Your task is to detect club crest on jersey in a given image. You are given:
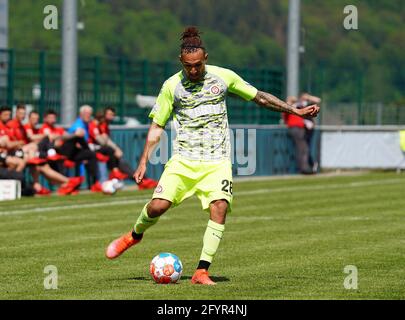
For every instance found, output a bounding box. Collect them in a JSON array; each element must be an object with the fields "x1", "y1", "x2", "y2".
[
  {"x1": 155, "y1": 185, "x2": 163, "y2": 194},
  {"x1": 210, "y1": 85, "x2": 221, "y2": 95}
]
